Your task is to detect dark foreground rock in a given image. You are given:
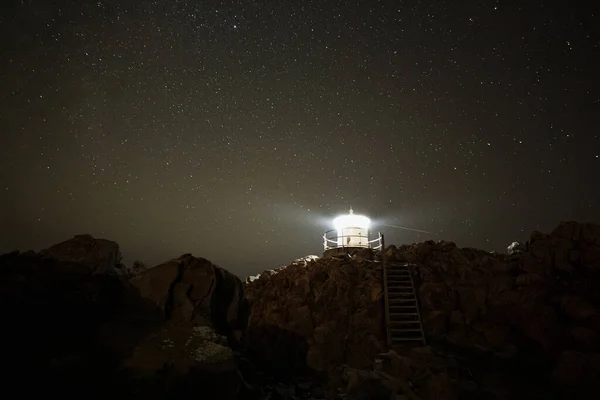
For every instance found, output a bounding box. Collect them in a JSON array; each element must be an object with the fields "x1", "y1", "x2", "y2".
[{"x1": 0, "y1": 237, "x2": 249, "y2": 399}]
